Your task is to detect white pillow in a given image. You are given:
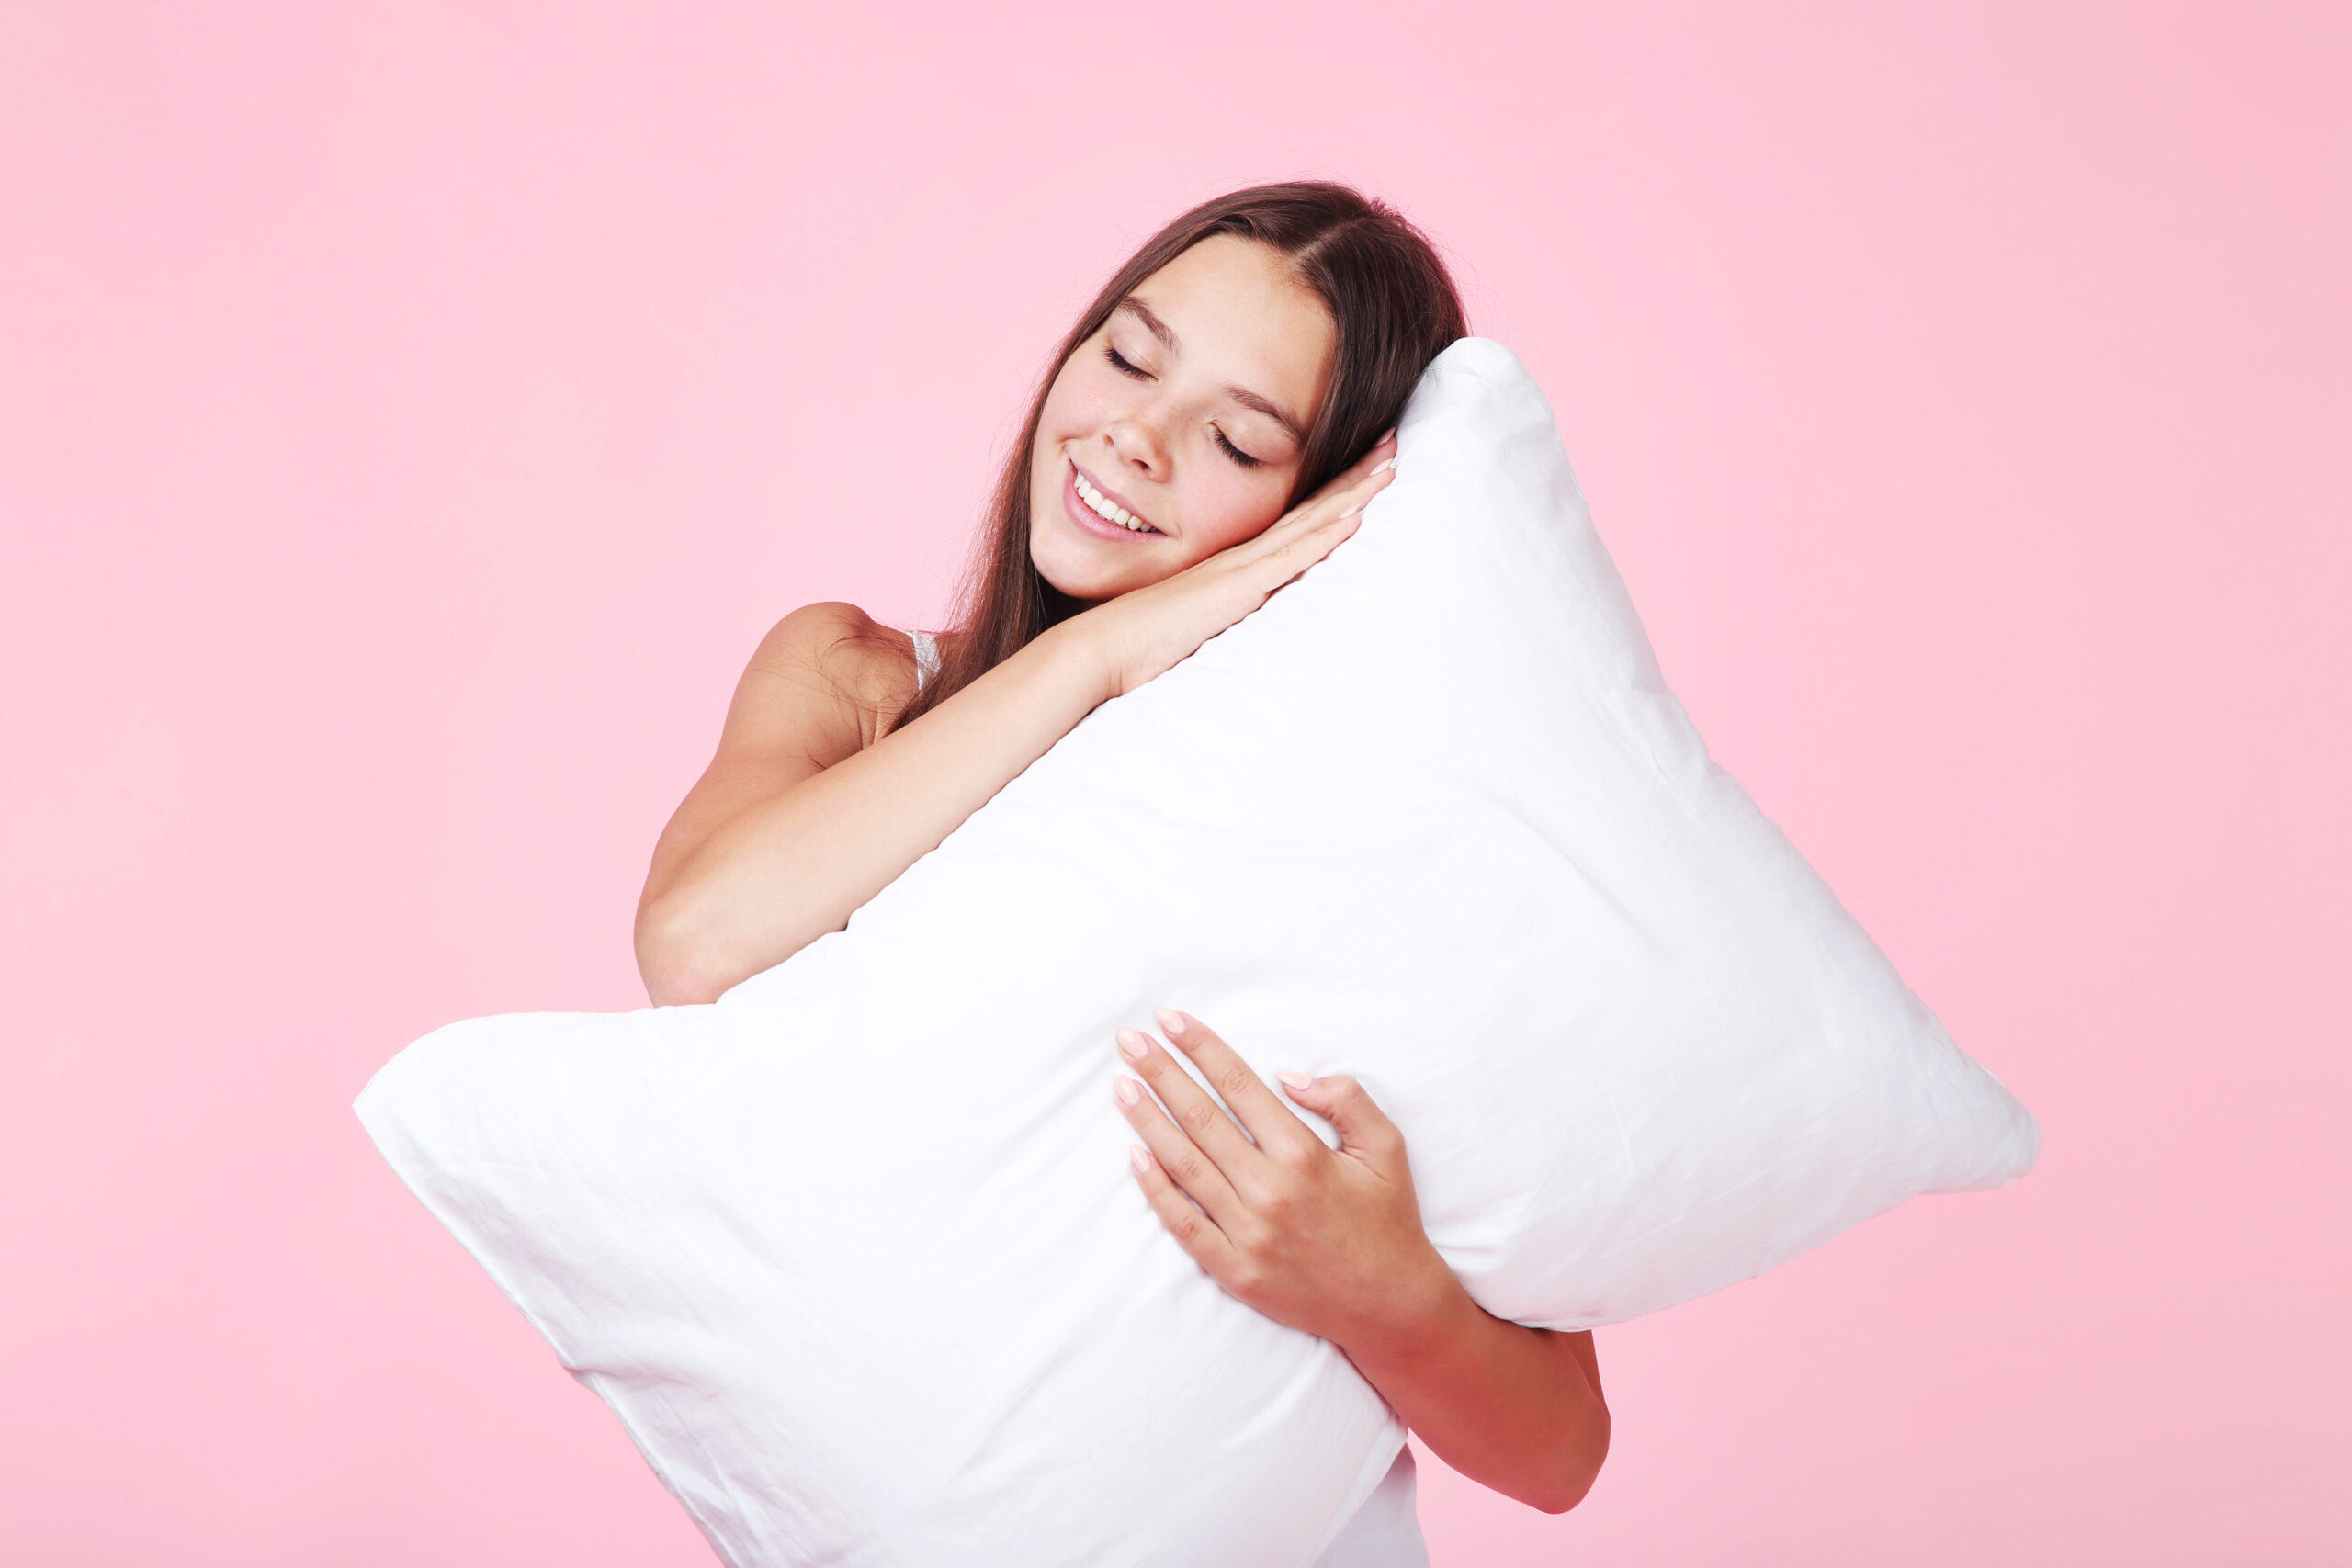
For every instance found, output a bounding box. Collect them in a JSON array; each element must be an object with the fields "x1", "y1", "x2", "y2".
[{"x1": 357, "y1": 339, "x2": 2036, "y2": 1568}]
